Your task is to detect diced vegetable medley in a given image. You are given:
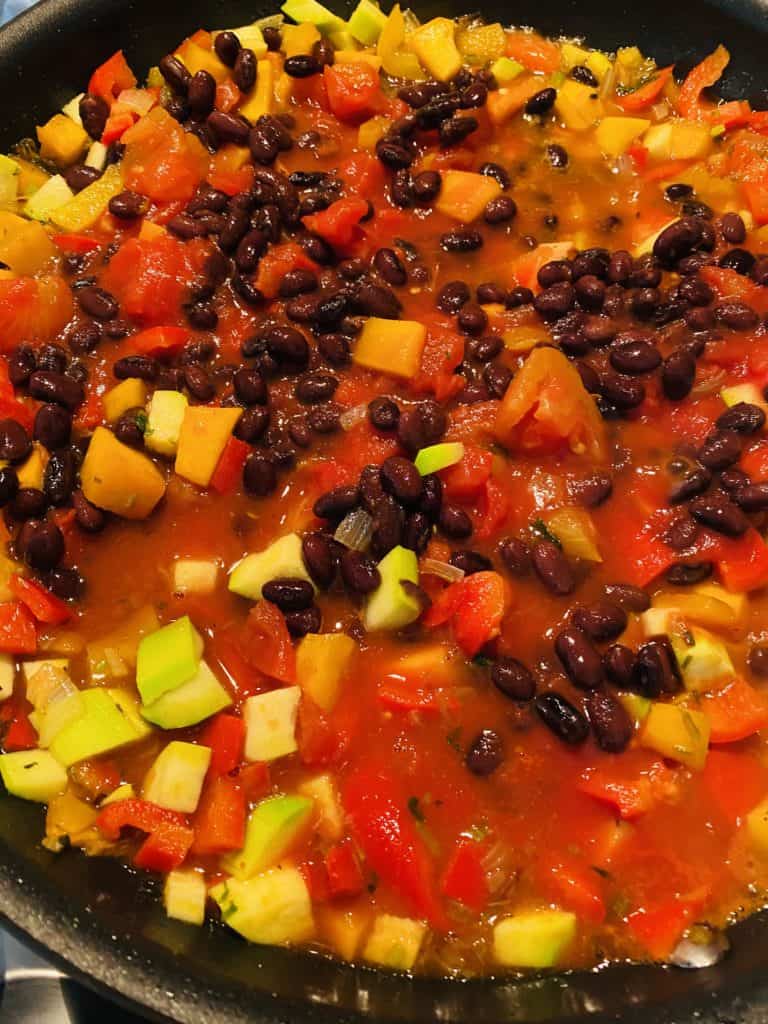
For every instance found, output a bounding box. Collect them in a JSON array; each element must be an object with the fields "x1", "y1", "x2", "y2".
[{"x1": 3, "y1": 0, "x2": 768, "y2": 976}]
